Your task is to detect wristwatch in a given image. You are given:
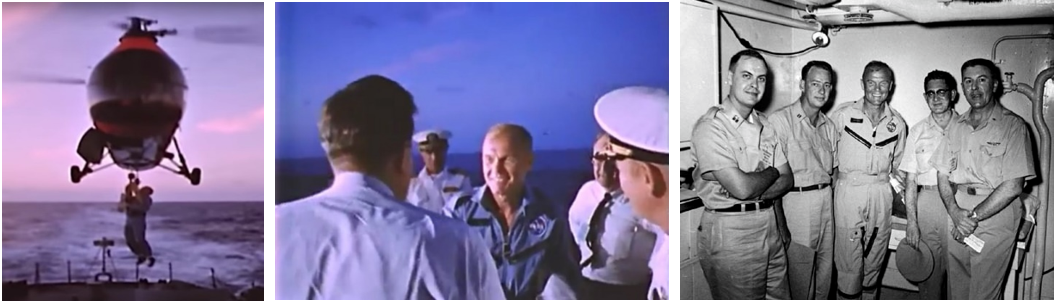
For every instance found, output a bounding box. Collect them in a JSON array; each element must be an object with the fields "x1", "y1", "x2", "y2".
[{"x1": 970, "y1": 211, "x2": 980, "y2": 220}]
